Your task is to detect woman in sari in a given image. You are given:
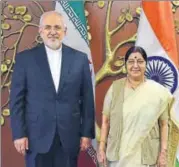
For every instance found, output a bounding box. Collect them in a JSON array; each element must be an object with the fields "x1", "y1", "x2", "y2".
[{"x1": 97, "y1": 46, "x2": 174, "y2": 167}]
